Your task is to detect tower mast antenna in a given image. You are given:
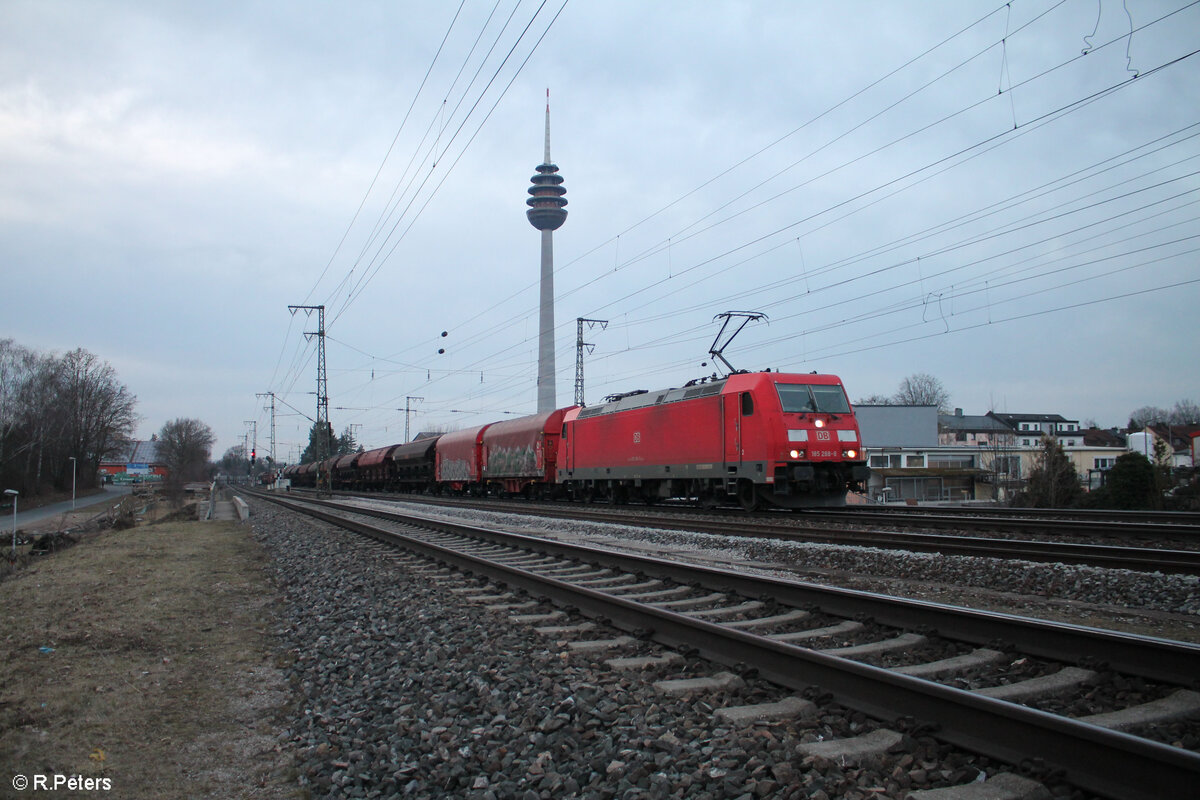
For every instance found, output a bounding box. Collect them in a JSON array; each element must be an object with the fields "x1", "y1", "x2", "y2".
[{"x1": 527, "y1": 88, "x2": 568, "y2": 412}]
